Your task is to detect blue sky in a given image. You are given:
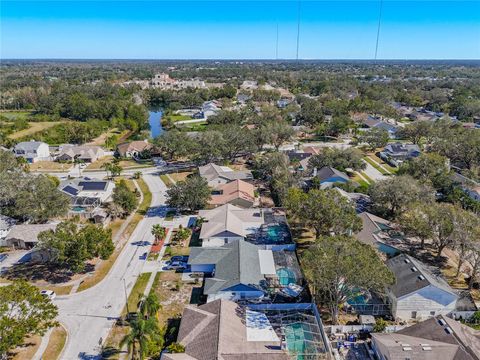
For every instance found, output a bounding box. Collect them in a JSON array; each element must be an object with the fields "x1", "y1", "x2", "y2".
[{"x1": 1, "y1": 1, "x2": 479, "y2": 59}]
